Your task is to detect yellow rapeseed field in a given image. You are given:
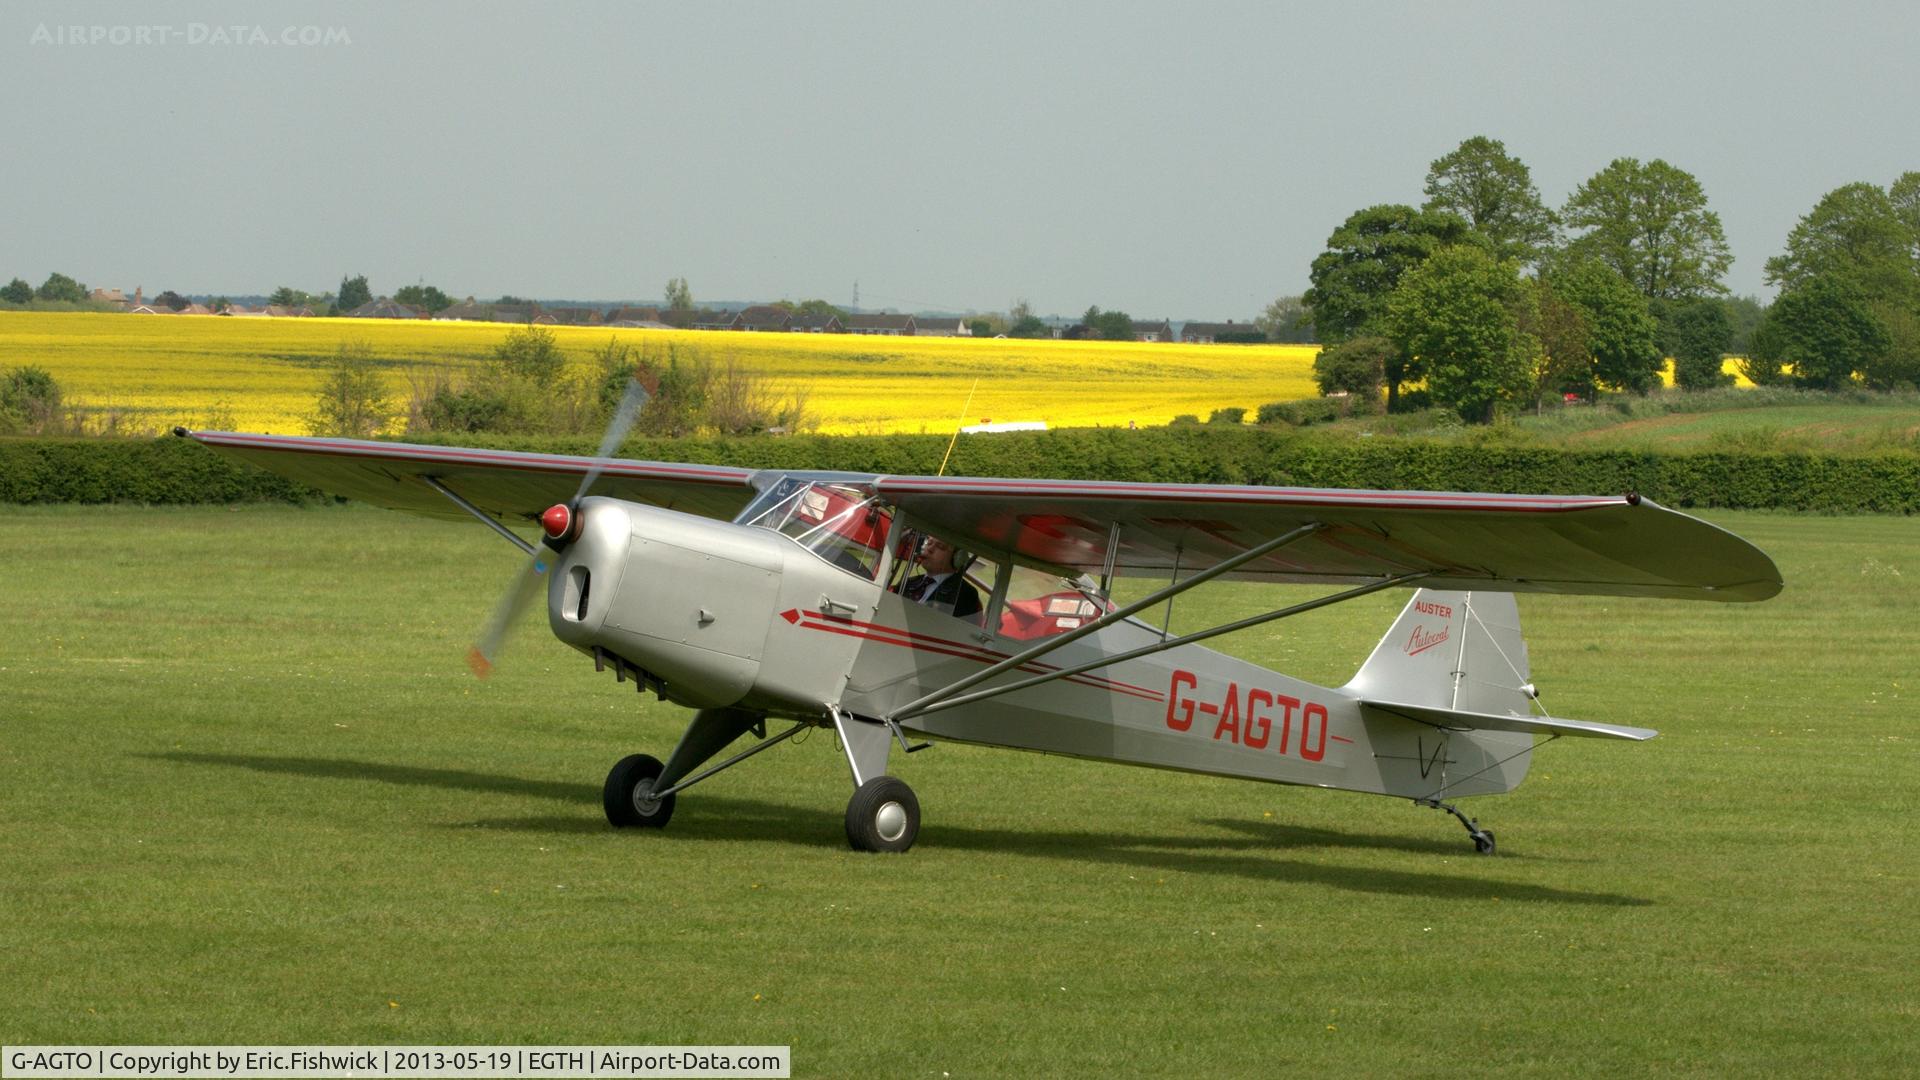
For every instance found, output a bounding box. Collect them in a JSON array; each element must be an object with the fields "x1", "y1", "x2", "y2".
[{"x1": 0, "y1": 312, "x2": 1321, "y2": 434}]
